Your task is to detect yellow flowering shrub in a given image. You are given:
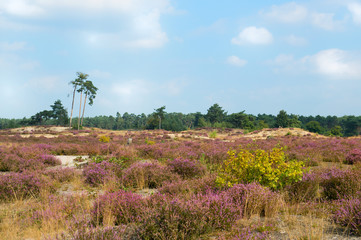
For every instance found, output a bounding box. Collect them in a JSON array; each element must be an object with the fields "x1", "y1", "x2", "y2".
[
  {"x1": 98, "y1": 135, "x2": 110, "y2": 143},
  {"x1": 216, "y1": 147, "x2": 305, "y2": 190}
]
